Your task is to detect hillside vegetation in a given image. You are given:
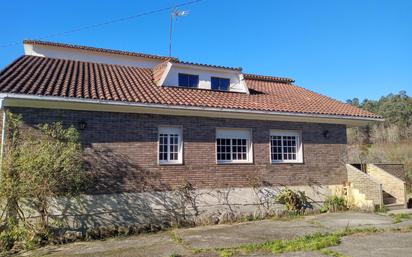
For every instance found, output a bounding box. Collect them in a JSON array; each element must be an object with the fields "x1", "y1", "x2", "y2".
[{"x1": 346, "y1": 91, "x2": 412, "y2": 189}]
